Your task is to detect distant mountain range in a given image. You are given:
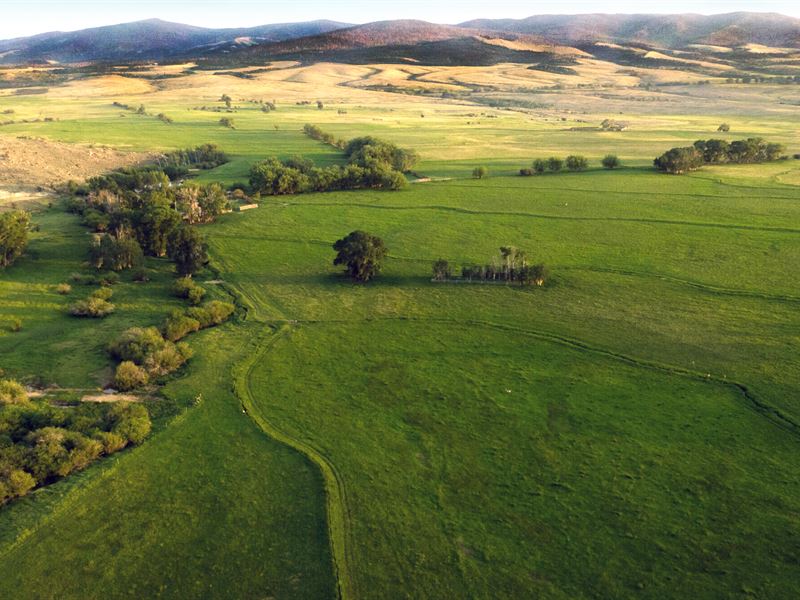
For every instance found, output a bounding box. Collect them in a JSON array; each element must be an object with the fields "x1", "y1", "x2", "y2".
[
  {"x1": 460, "y1": 13, "x2": 800, "y2": 49},
  {"x1": 0, "y1": 13, "x2": 798, "y2": 66},
  {"x1": 0, "y1": 19, "x2": 350, "y2": 64}
]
